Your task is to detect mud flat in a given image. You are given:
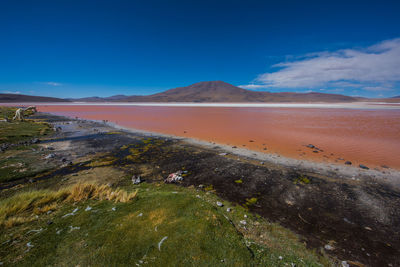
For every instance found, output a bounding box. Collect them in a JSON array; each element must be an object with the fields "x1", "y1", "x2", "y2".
[{"x1": 2, "y1": 112, "x2": 400, "y2": 267}]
